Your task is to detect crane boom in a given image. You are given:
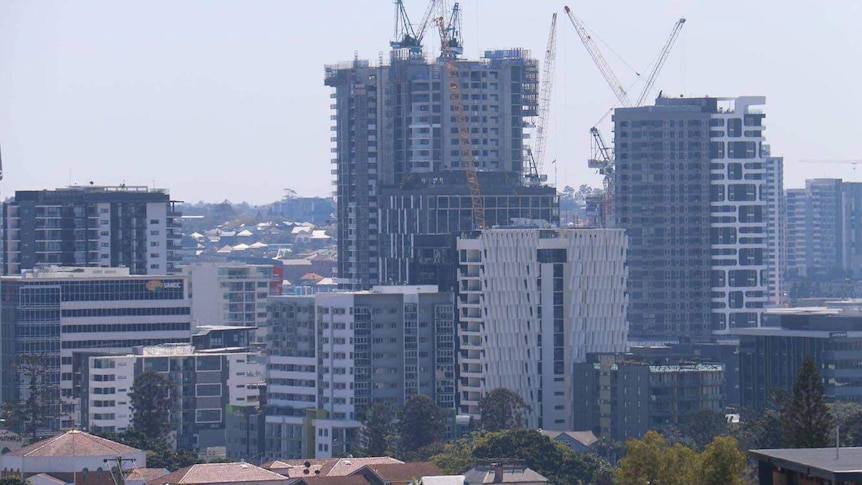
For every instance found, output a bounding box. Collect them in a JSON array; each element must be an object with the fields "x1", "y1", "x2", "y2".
[
  {"x1": 413, "y1": 0, "x2": 438, "y2": 48},
  {"x1": 635, "y1": 17, "x2": 686, "y2": 107},
  {"x1": 563, "y1": 5, "x2": 630, "y2": 107},
  {"x1": 391, "y1": 0, "x2": 419, "y2": 51},
  {"x1": 533, "y1": 12, "x2": 558, "y2": 177},
  {"x1": 436, "y1": 16, "x2": 486, "y2": 229}
]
